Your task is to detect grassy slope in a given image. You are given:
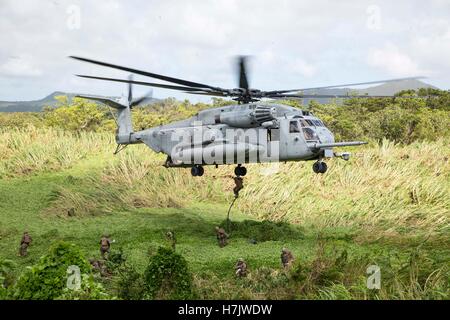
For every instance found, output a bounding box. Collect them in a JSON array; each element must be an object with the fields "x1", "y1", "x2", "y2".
[{"x1": 0, "y1": 128, "x2": 448, "y2": 299}]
